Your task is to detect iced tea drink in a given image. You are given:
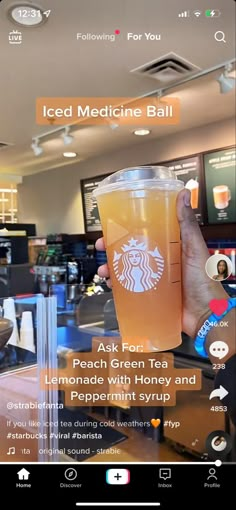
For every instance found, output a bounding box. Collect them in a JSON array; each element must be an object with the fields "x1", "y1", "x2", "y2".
[
  {"x1": 213, "y1": 185, "x2": 231, "y2": 209},
  {"x1": 94, "y1": 167, "x2": 184, "y2": 351}
]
